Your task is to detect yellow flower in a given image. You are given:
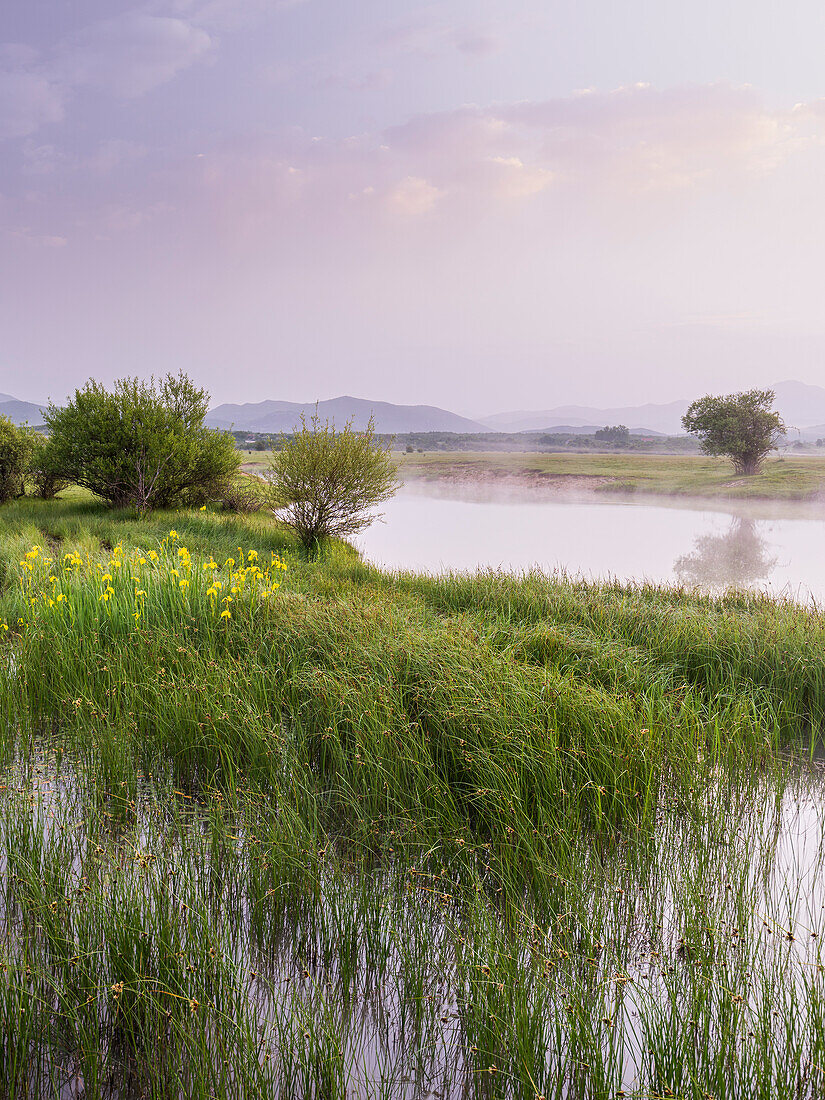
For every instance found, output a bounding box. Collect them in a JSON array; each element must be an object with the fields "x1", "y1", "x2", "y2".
[
  {"x1": 179, "y1": 579, "x2": 189, "y2": 589},
  {"x1": 148, "y1": 550, "x2": 158, "y2": 561},
  {"x1": 199, "y1": 505, "x2": 207, "y2": 511},
  {"x1": 169, "y1": 530, "x2": 178, "y2": 540},
  {"x1": 56, "y1": 593, "x2": 65, "y2": 603},
  {"x1": 247, "y1": 549, "x2": 258, "y2": 562},
  {"x1": 220, "y1": 609, "x2": 231, "y2": 619}
]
